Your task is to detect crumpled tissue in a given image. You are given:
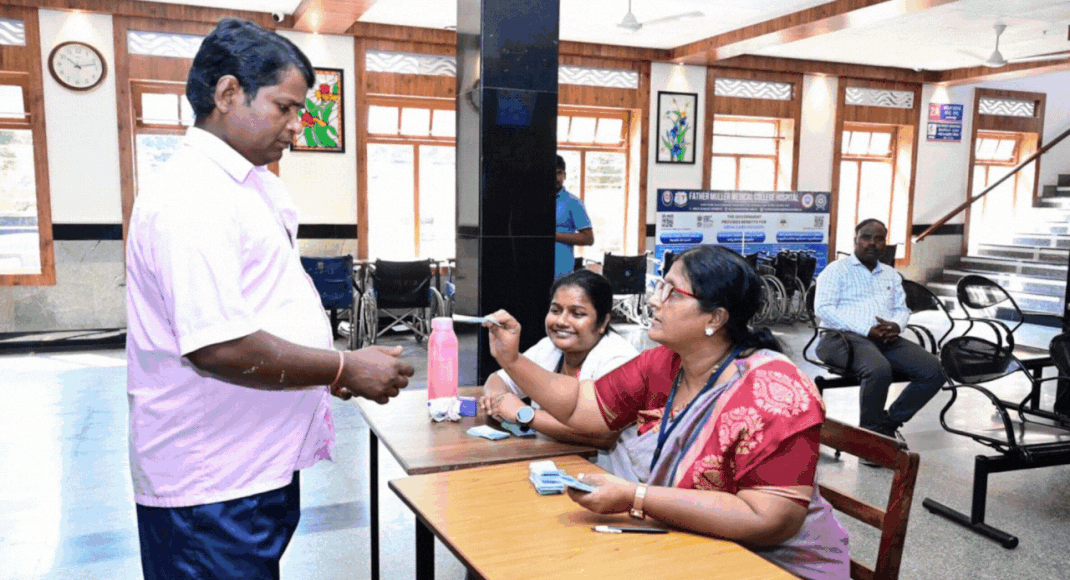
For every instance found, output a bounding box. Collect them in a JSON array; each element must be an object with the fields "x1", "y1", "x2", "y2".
[{"x1": 427, "y1": 396, "x2": 461, "y2": 422}]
